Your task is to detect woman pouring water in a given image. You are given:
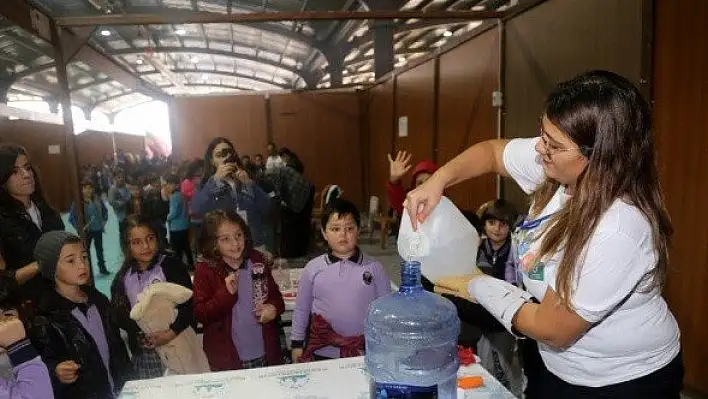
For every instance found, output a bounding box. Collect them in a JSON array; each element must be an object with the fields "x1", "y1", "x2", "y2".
[{"x1": 404, "y1": 71, "x2": 682, "y2": 398}]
